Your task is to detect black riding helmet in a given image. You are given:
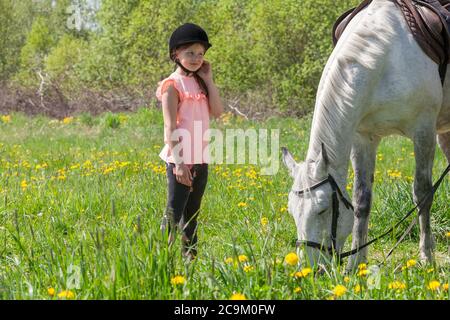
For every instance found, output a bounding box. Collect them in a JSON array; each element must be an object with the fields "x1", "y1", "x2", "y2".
[
  {"x1": 169, "y1": 23, "x2": 212, "y2": 93},
  {"x1": 169, "y1": 23, "x2": 212, "y2": 61}
]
